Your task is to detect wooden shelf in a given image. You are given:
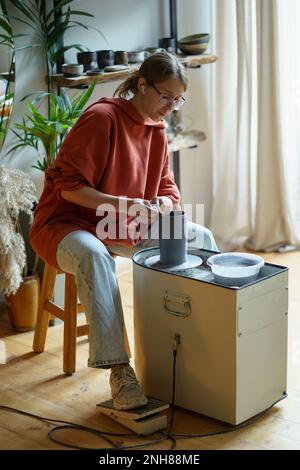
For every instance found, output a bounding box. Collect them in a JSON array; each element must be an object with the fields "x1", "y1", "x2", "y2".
[
  {"x1": 168, "y1": 130, "x2": 206, "y2": 152},
  {"x1": 51, "y1": 65, "x2": 139, "y2": 88},
  {"x1": 50, "y1": 54, "x2": 218, "y2": 88},
  {"x1": 178, "y1": 53, "x2": 218, "y2": 67}
]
